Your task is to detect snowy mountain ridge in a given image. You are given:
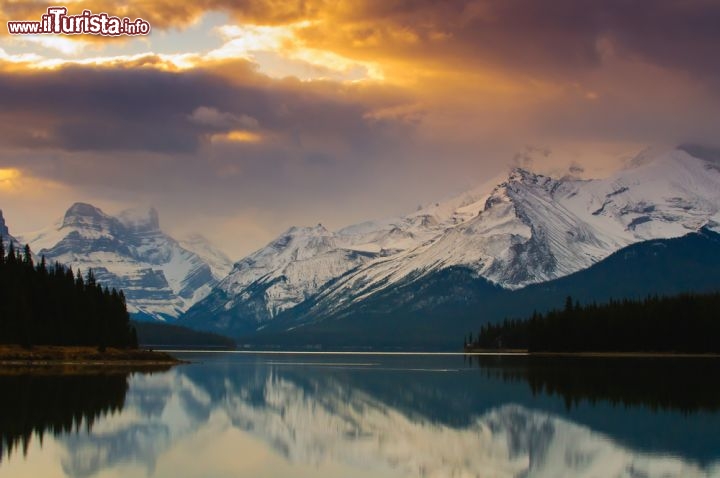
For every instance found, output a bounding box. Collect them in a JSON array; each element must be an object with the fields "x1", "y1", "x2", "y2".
[
  {"x1": 18, "y1": 203, "x2": 233, "y2": 320},
  {"x1": 305, "y1": 148, "x2": 720, "y2": 317},
  {"x1": 185, "y1": 147, "x2": 720, "y2": 332}
]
